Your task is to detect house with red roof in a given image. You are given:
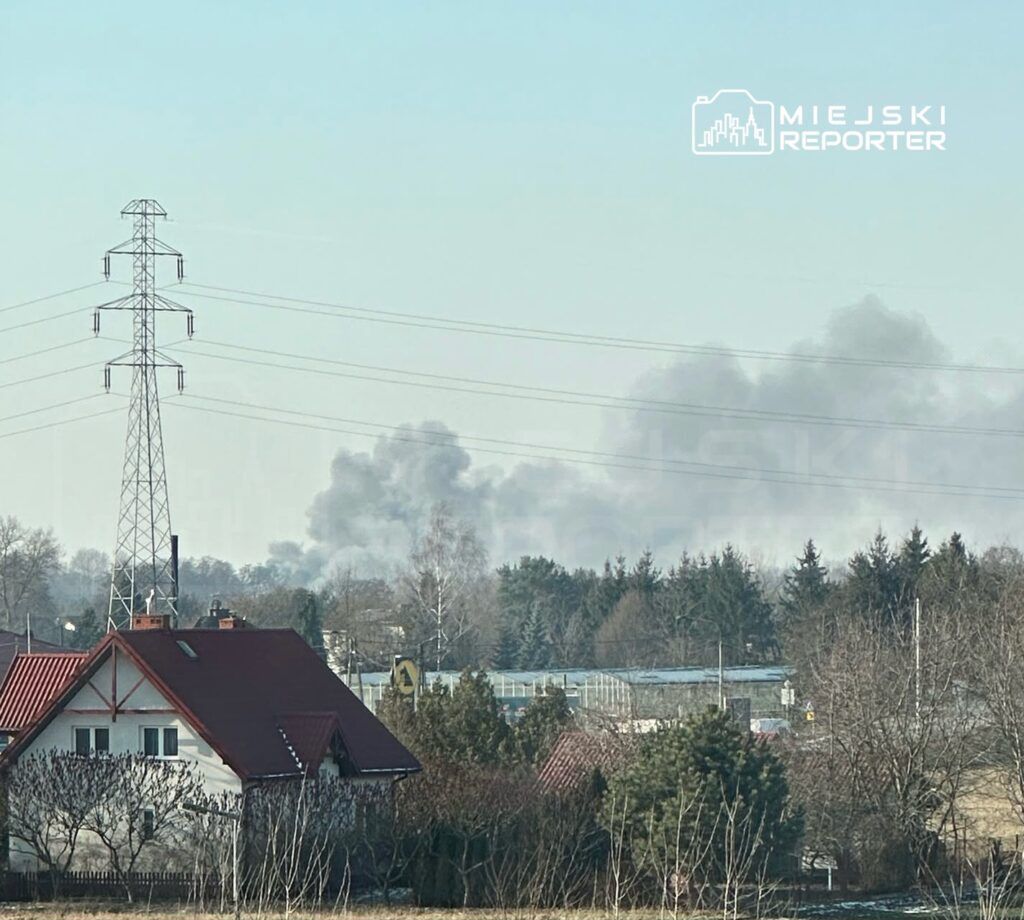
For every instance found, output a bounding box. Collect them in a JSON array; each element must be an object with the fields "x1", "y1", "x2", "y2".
[{"x1": 0, "y1": 616, "x2": 419, "y2": 870}]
